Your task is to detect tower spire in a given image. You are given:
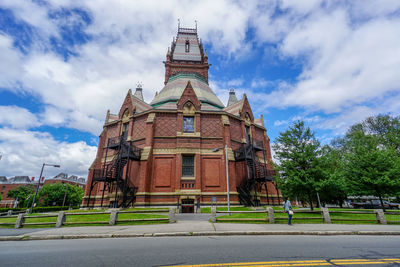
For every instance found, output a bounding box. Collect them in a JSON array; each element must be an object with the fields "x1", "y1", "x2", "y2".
[
  {"x1": 134, "y1": 82, "x2": 144, "y2": 101},
  {"x1": 227, "y1": 89, "x2": 239, "y2": 106}
]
